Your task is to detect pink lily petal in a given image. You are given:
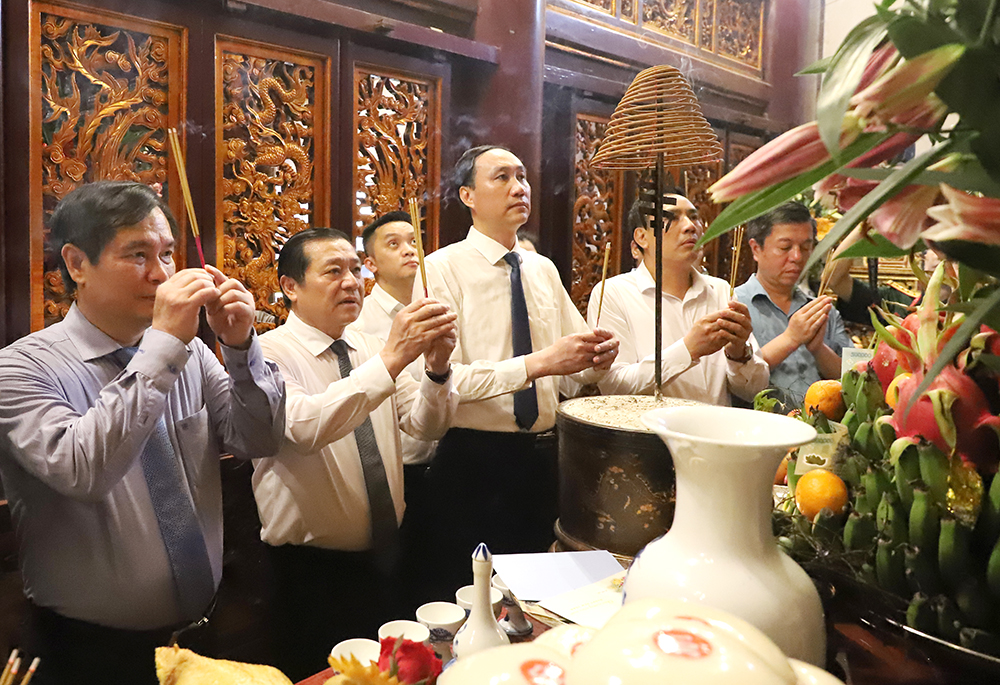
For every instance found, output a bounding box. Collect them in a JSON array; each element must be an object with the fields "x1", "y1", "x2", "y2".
[
  {"x1": 870, "y1": 185, "x2": 941, "y2": 248},
  {"x1": 923, "y1": 185, "x2": 1000, "y2": 244},
  {"x1": 850, "y1": 44, "x2": 965, "y2": 122},
  {"x1": 856, "y1": 42, "x2": 901, "y2": 93}
]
